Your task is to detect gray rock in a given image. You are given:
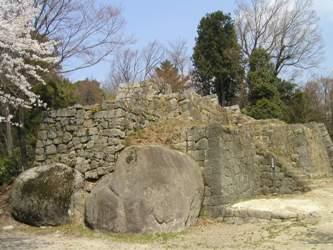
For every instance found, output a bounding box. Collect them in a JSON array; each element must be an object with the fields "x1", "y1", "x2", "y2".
[
  {"x1": 53, "y1": 137, "x2": 62, "y2": 145},
  {"x1": 85, "y1": 145, "x2": 204, "y2": 233},
  {"x1": 10, "y1": 164, "x2": 84, "y2": 226},
  {"x1": 46, "y1": 145, "x2": 57, "y2": 155},
  {"x1": 38, "y1": 131, "x2": 48, "y2": 140},
  {"x1": 57, "y1": 144, "x2": 67, "y2": 154},
  {"x1": 63, "y1": 132, "x2": 73, "y2": 144},
  {"x1": 102, "y1": 129, "x2": 125, "y2": 138},
  {"x1": 35, "y1": 154, "x2": 46, "y2": 162},
  {"x1": 35, "y1": 140, "x2": 44, "y2": 149},
  {"x1": 85, "y1": 169, "x2": 99, "y2": 180},
  {"x1": 80, "y1": 136, "x2": 89, "y2": 143},
  {"x1": 35, "y1": 147, "x2": 44, "y2": 155},
  {"x1": 75, "y1": 157, "x2": 91, "y2": 174},
  {"x1": 88, "y1": 127, "x2": 98, "y2": 136},
  {"x1": 48, "y1": 130, "x2": 57, "y2": 139}
]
